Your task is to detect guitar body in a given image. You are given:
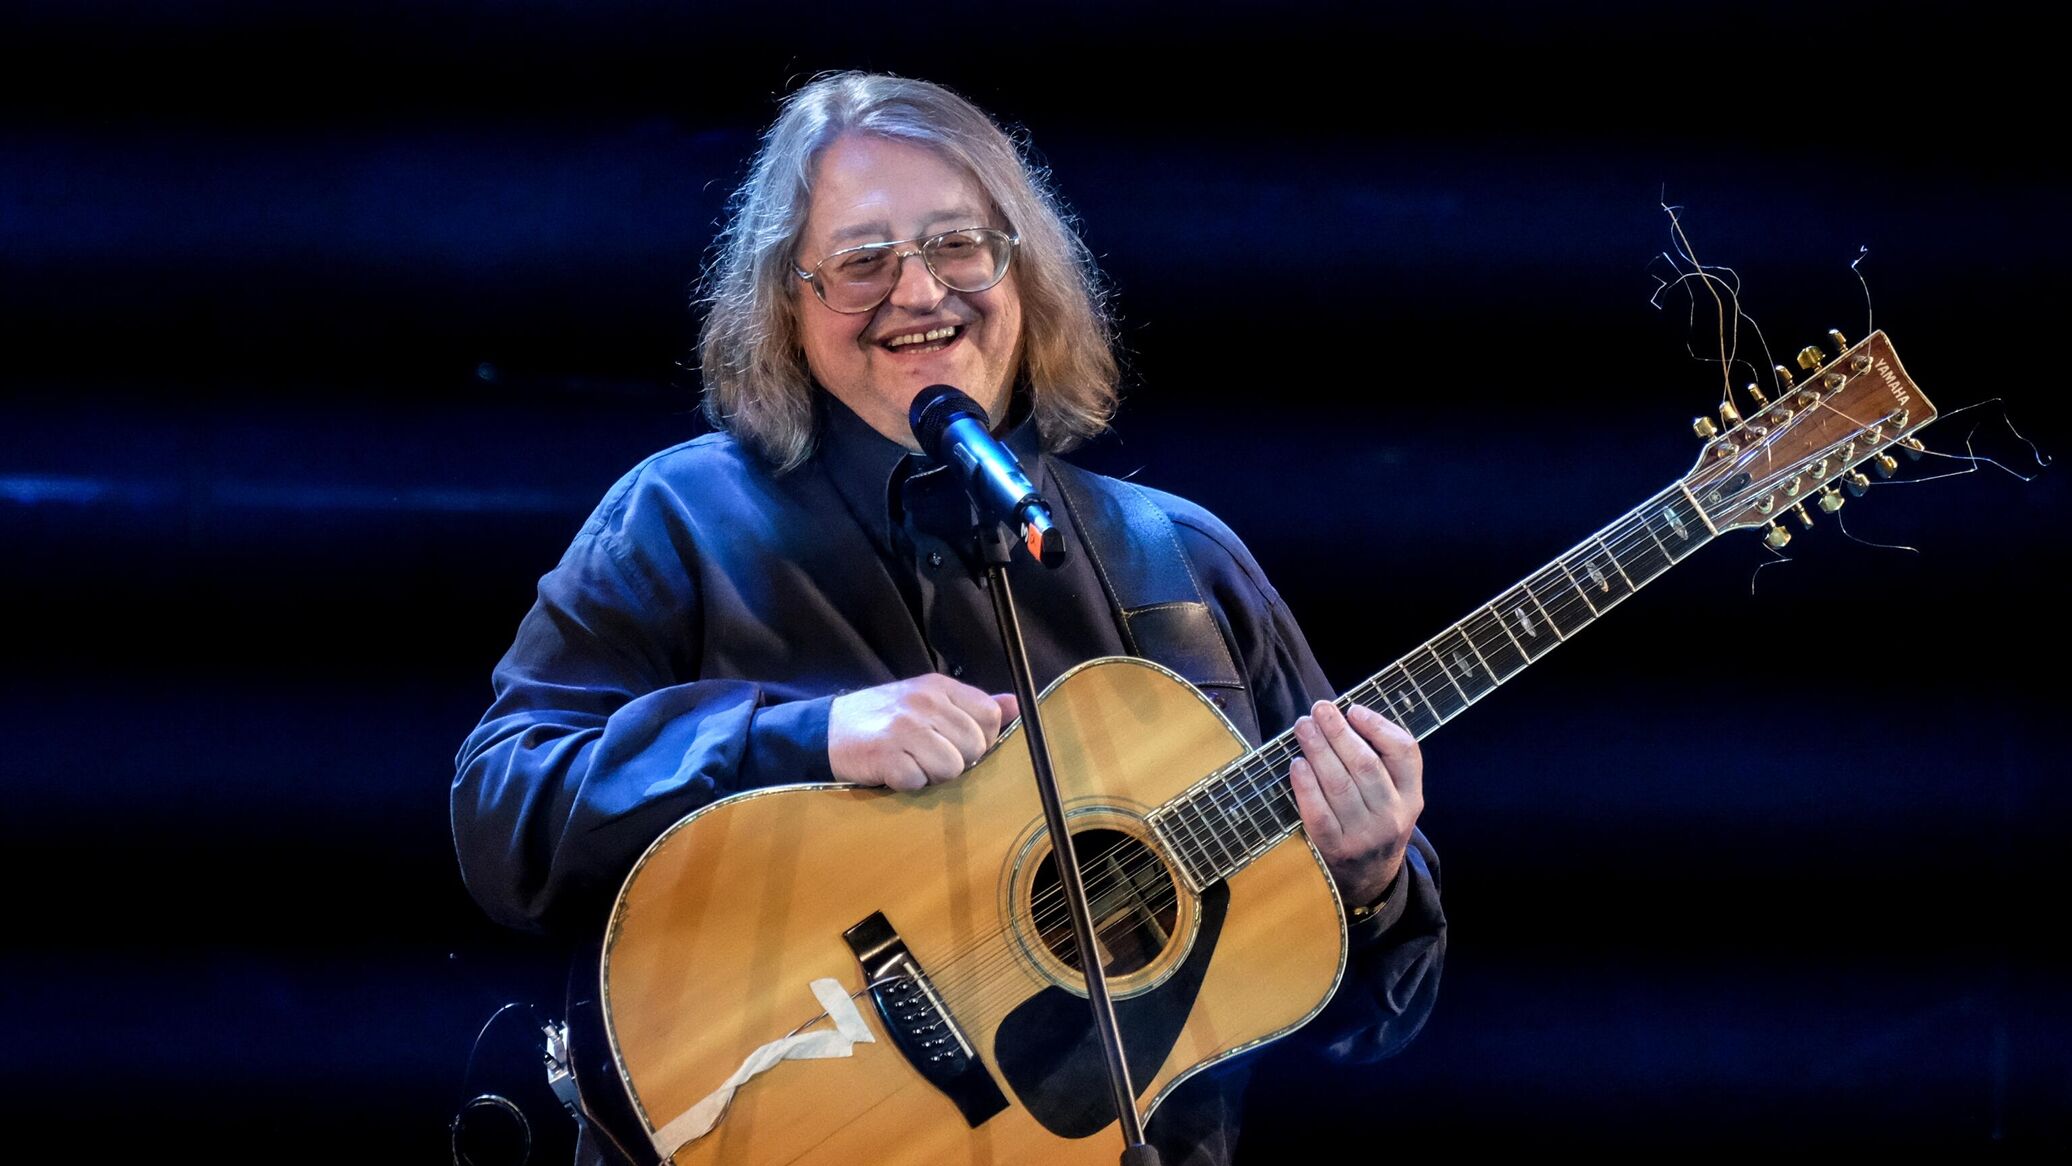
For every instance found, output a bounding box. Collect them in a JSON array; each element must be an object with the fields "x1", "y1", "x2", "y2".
[{"x1": 596, "y1": 657, "x2": 1348, "y2": 1165}]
